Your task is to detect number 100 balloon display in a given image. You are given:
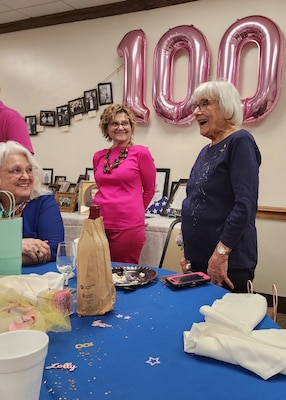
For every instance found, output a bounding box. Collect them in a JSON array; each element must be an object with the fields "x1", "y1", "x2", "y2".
[{"x1": 117, "y1": 15, "x2": 283, "y2": 125}]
